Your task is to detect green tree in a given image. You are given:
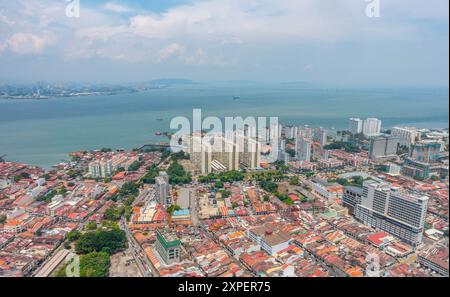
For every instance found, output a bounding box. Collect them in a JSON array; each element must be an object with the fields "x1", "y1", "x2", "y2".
[
  {"x1": 85, "y1": 221, "x2": 97, "y2": 231},
  {"x1": 0, "y1": 215, "x2": 6, "y2": 224},
  {"x1": 75, "y1": 229, "x2": 127, "y2": 255},
  {"x1": 67, "y1": 230, "x2": 81, "y2": 242},
  {"x1": 289, "y1": 176, "x2": 300, "y2": 186},
  {"x1": 79, "y1": 252, "x2": 111, "y2": 277},
  {"x1": 430, "y1": 175, "x2": 440, "y2": 181}
]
